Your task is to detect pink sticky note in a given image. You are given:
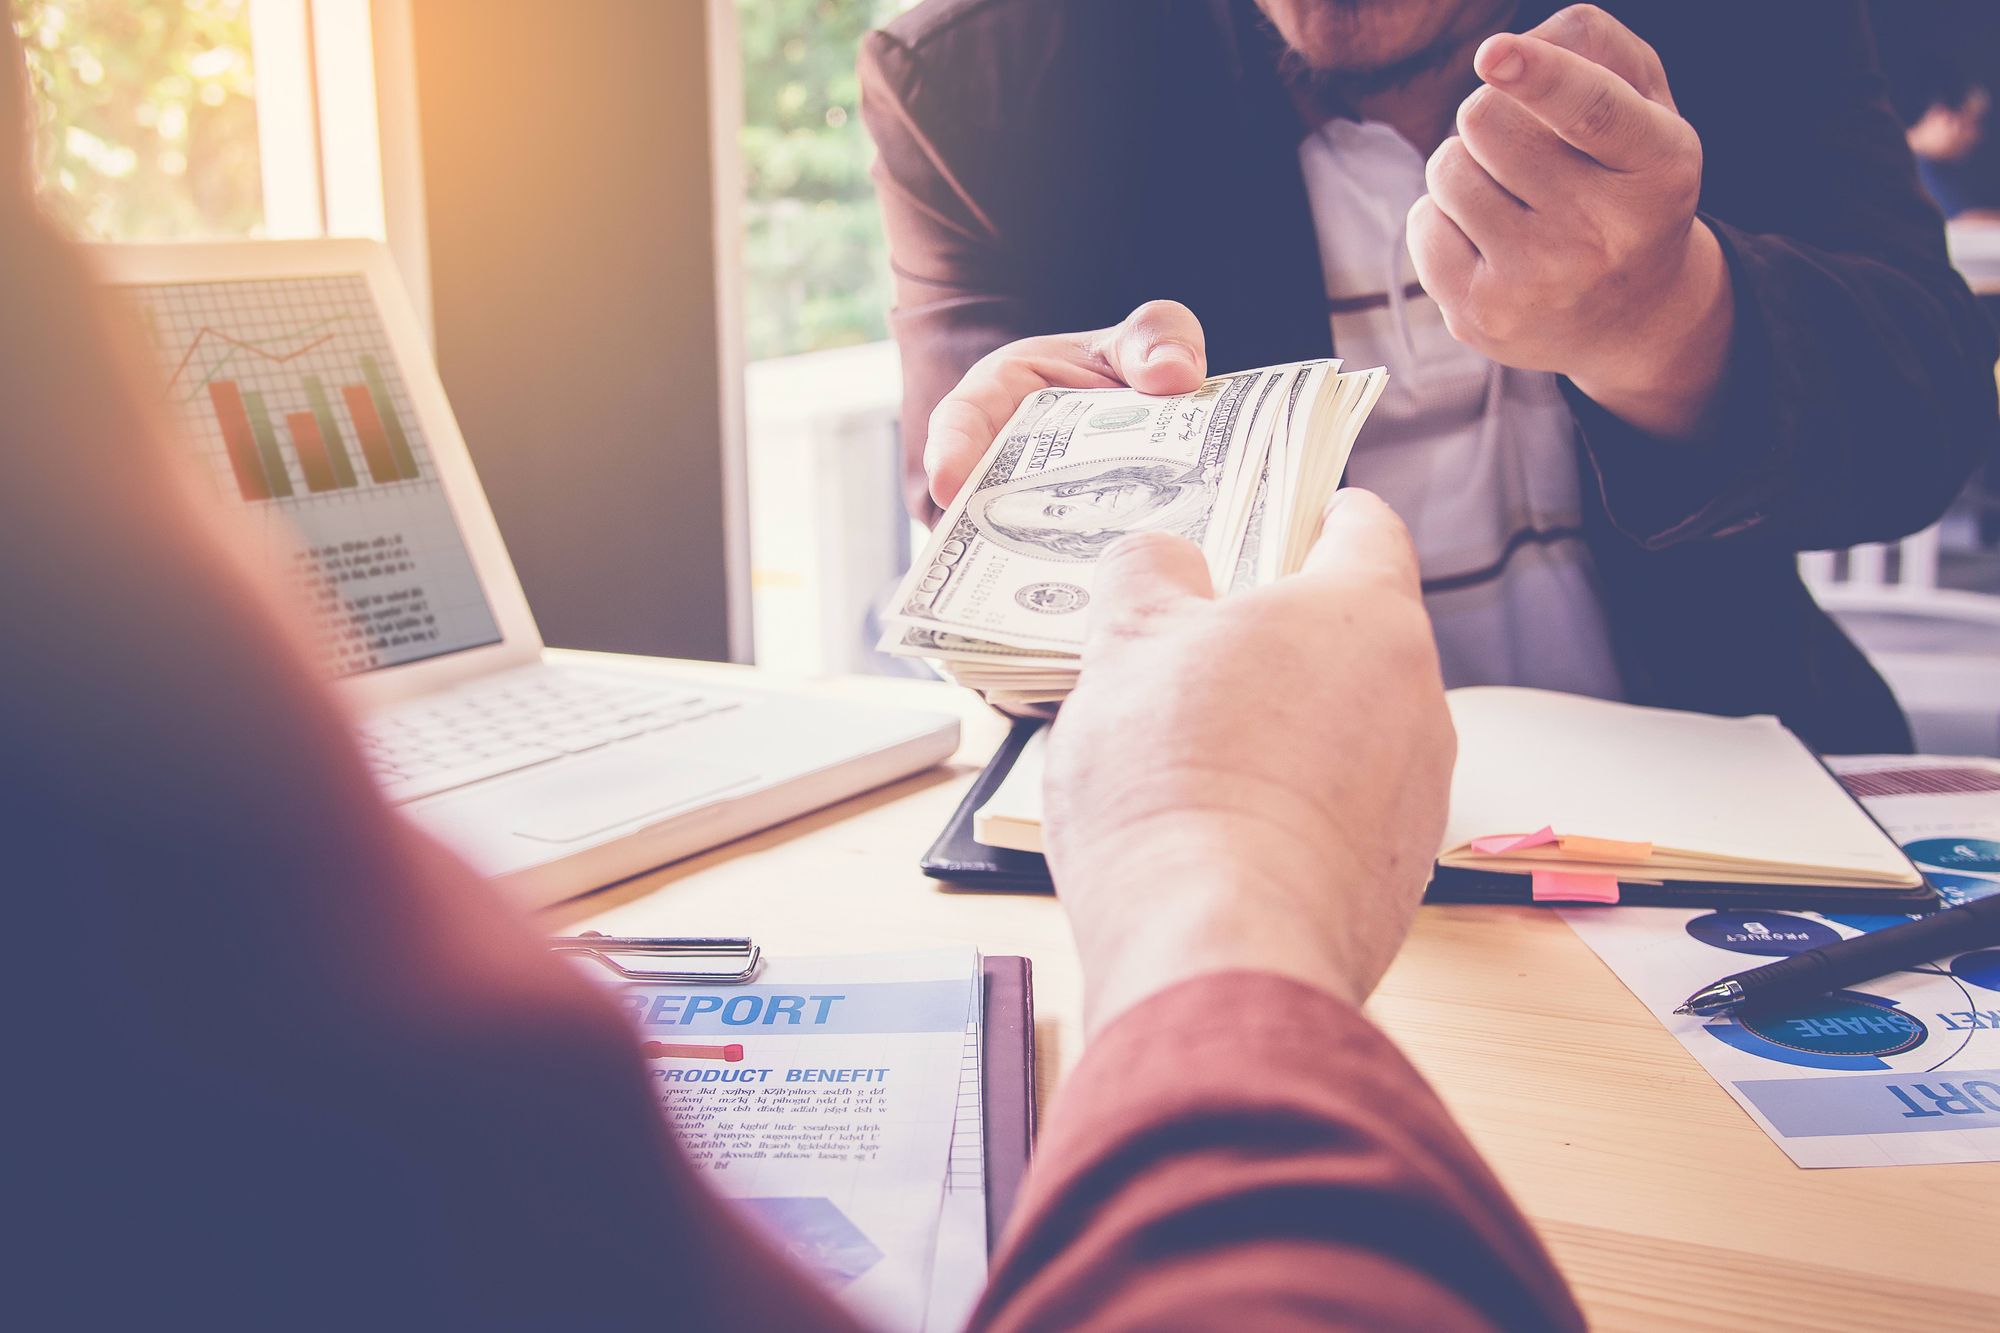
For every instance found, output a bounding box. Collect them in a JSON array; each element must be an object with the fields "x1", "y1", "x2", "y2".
[
  {"x1": 1531, "y1": 870, "x2": 1621, "y2": 904},
  {"x1": 1471, "y1": 825, "x2": 1558, "y2": 856}
]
